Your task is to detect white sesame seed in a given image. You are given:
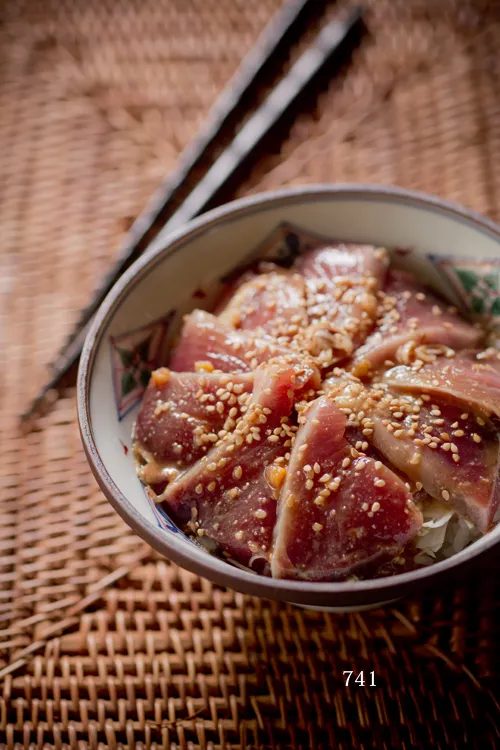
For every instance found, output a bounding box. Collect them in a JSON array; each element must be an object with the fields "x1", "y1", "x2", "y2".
[
  {"x1": 442, "y1": 489, "x2": 450, "y2": 501},
  {"x1": 312, "y1": 522, "x2": 323, "y2": 532}
]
